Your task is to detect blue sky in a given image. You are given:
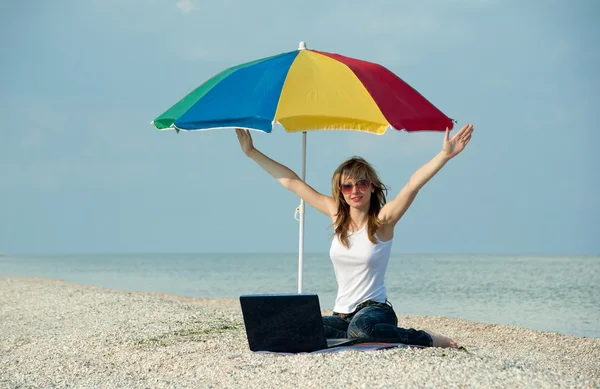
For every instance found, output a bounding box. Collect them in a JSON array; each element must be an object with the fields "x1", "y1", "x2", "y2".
[{"x1": 1, "y1": 0, "x2": 598, "y2": 255}]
